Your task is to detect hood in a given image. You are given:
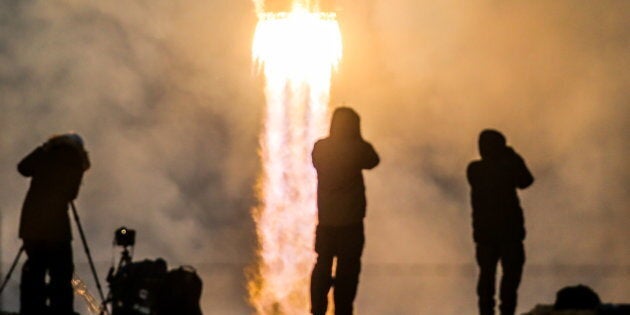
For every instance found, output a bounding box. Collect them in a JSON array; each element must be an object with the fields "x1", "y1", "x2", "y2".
[
  {"x1": 329, "y1": 107, "x2": 361, "y2": 140},
  {"x1": 45, "y1": 133, "x2": 90, "y2": 170},
  {"x1": 47, "y1": 133, "x2": 84, "y2": 149},
  {"x1": 478, "y1": 129, "x2": 506, "y2": 160}
]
